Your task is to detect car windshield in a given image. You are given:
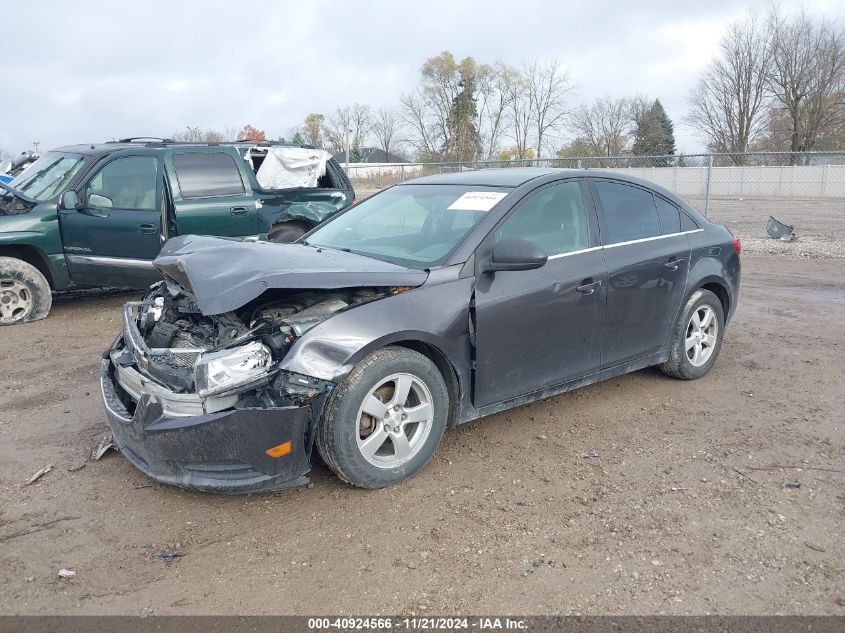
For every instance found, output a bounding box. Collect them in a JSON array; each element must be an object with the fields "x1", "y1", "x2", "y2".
[
  {"x1": 9, "y1": 152, "x2": 86, "y2": 202},
  {"x1": 305, "y1": 184, "x2": 511, "y2": 268}
]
